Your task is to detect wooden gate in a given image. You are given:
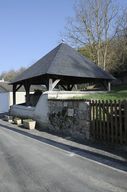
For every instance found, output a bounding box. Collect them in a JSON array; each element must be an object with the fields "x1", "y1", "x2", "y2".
[{"x1": 90, "y1": 100, "x2": 127, "y2": 144}]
